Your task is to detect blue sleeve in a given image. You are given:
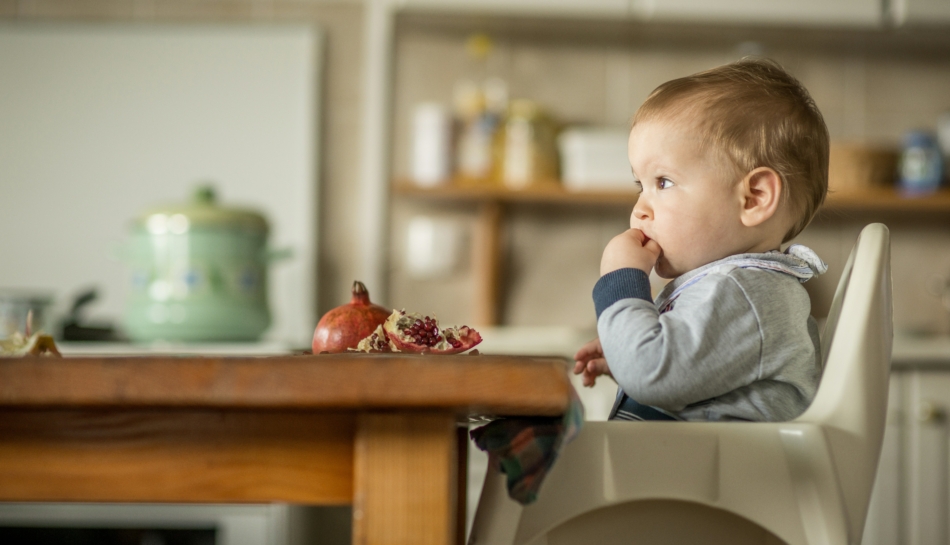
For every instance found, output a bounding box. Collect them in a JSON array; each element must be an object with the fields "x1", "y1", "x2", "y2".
[
  {"x1": 593, "y1": 268, "x2": 653, "y2": 318},
  {"x1": 597, "y1": 273, "x2": 764, "y2": 412}
]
